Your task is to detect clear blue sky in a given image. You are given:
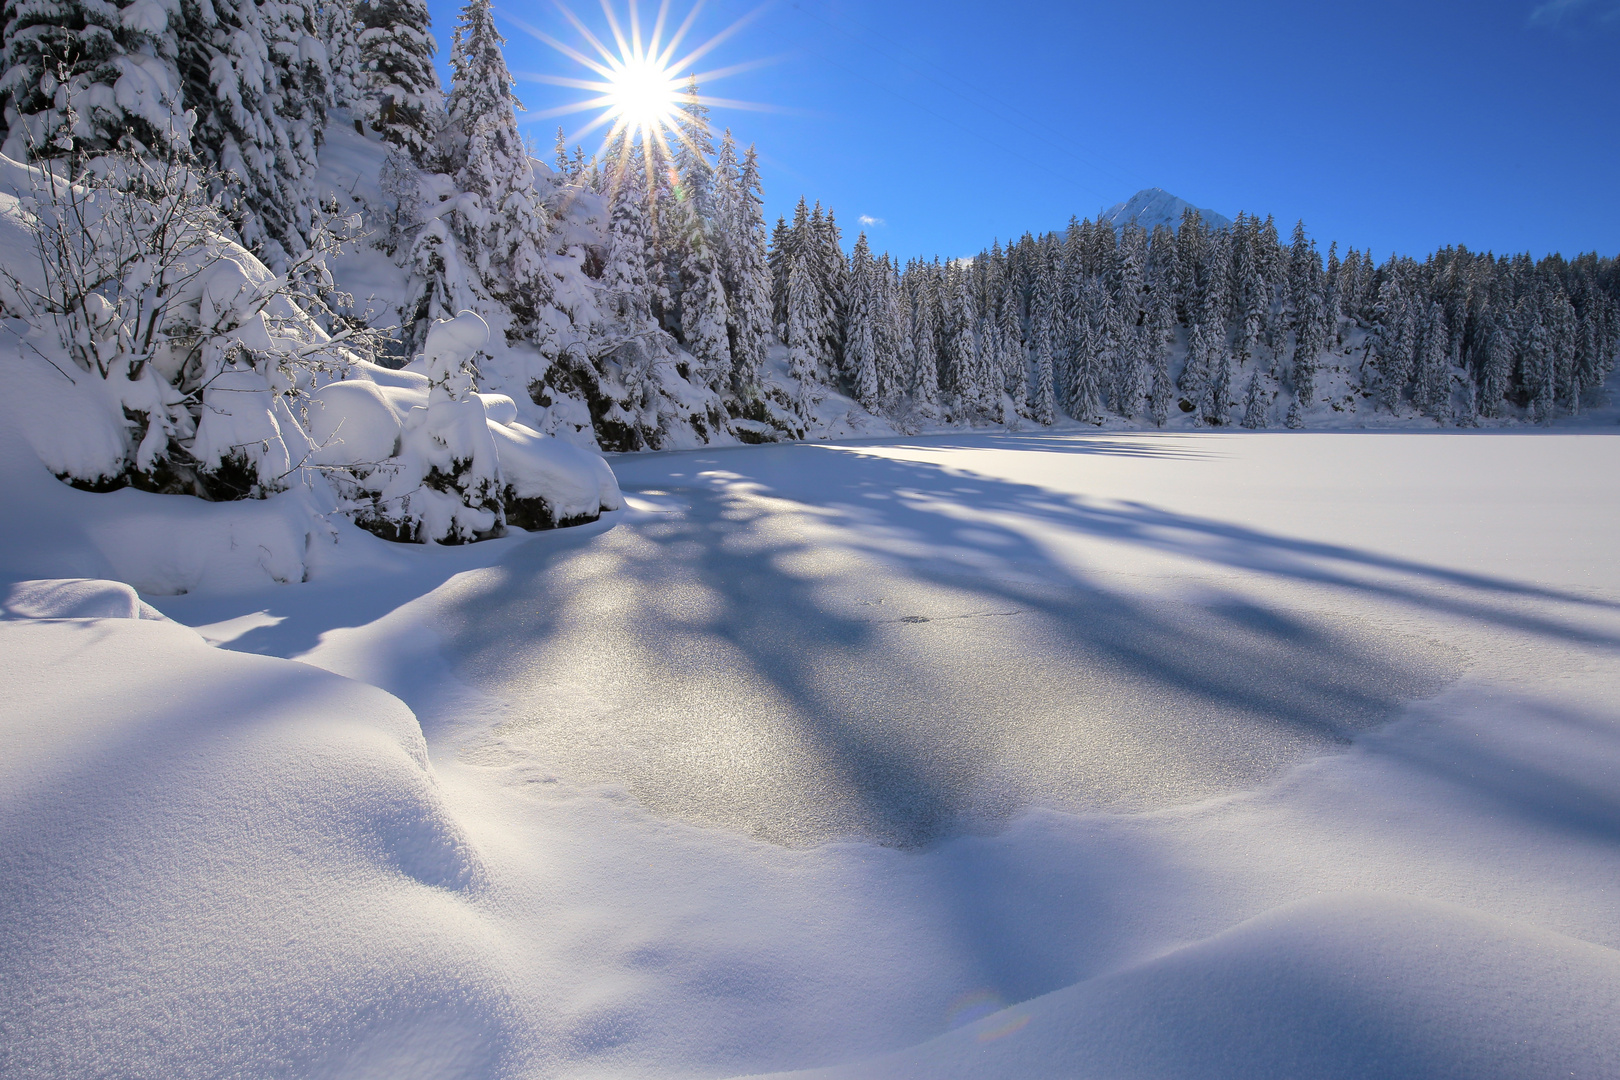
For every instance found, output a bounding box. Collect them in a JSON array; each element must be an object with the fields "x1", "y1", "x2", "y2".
[{"x1": 425, "y1": 0, "x2": 1620, "y2": 262}]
